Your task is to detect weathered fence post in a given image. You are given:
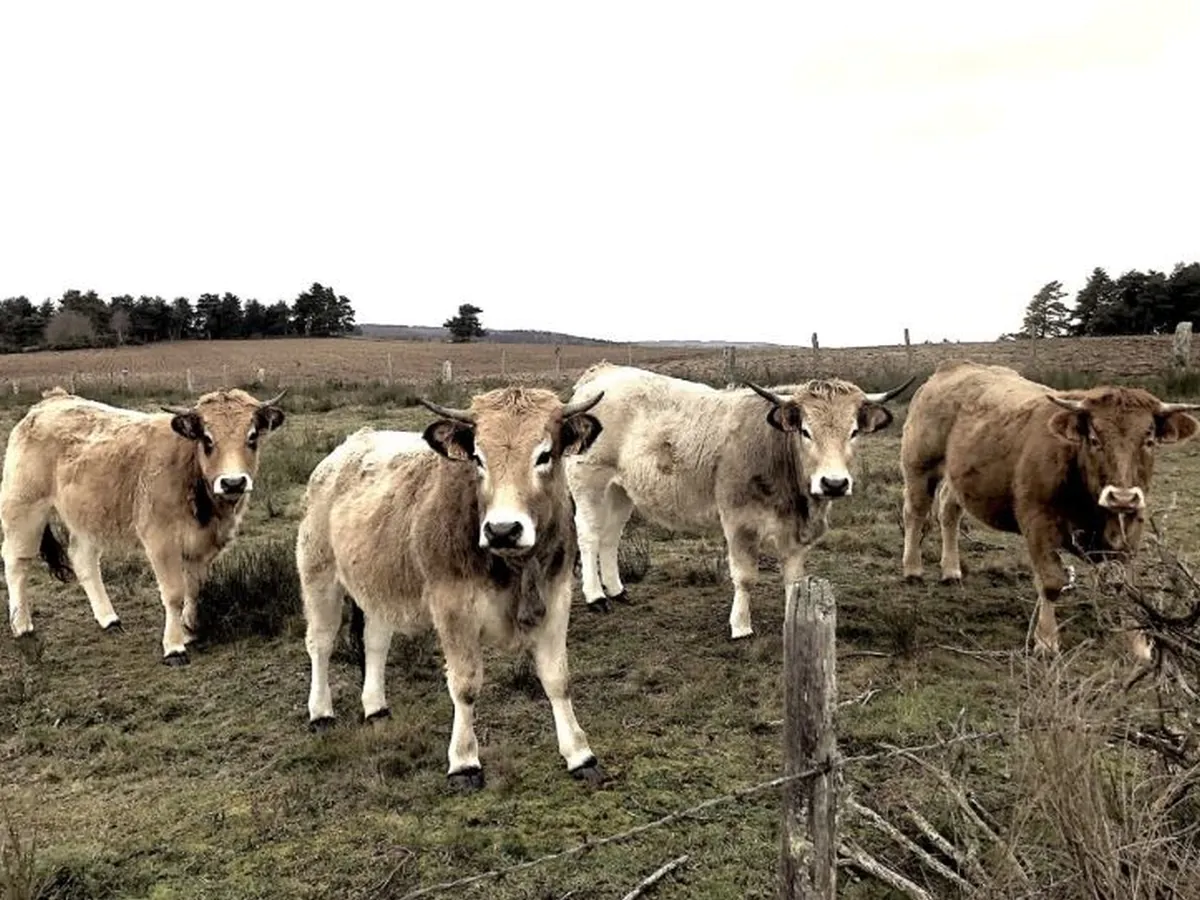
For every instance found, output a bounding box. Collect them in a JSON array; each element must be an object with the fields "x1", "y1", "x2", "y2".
[
  {"x1": 811, "y1": 333, "x2": 820, "y2": 374},
  {"x1": 222, "y1": 363, "x2": 229, "y2": 386},
  {"x1": 255, "y1": 366, "x2": 265, "y2": 387},
  {"x1": 1173, "y1": 321, "x2": 1193, "y2": 370},
  {"x1": 723, "y1": 346, "x2": 737, "y2": 384},
  {"x1": 387, "y1": 352, "x2": 394, "y2": 386},
  {"x1": 780, "y1": 576, "x2": 838, "y2": 900},
  {"x1": 118, "y1": 368, "x2": 128, "y2": 391},
  {"x1": 555, "y1": 345, "x2": 563, "y2": 378},
  {"x1": 627, "y1": 345, "x2": 633, "y2": 366},
  {"x1": 441, "y1": 360, "x2": 453, "y2": 384},
  {"x1": 501, "y1": 348, "x2": 507, "y2": 377},
  {"x1": 186, "y1": 368, "x2": 194, "y2": 393},
  {"x1": 904, "y1": 328, "x2": 913, "y2": 372},
  {"x1": 11, "y1": 379, "x2": 19, "y2": 396}
]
